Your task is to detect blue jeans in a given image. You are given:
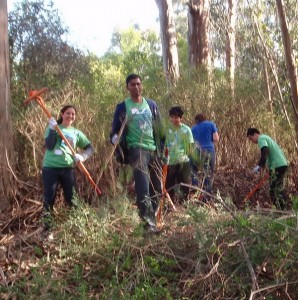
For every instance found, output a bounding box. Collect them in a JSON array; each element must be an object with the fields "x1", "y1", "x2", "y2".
[
  {"x1": 129, "y1": 148, "x2": 162, "y2": 223},
  {"x1": 42, "y1": 167, "x2": 76, "y2": 212},
  {"x1": 191, "y1": 148, "x2": 215, "y2": 194}
]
